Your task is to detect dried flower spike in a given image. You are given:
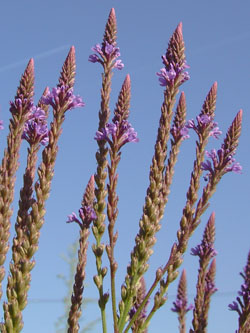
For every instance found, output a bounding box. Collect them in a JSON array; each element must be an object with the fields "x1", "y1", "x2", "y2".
[
  {"x1": 229, "y1": 250, "x2": 250, "y2": 333},
  {"x1": 191, "y1": 213, "x2": 217, "y2": 333},
  {"x1": 172, "y1": 270, "x2": 193, "y2": 333},
  {"x1": 67, "y1": 176, "x2": 96, "y2": 332}
]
